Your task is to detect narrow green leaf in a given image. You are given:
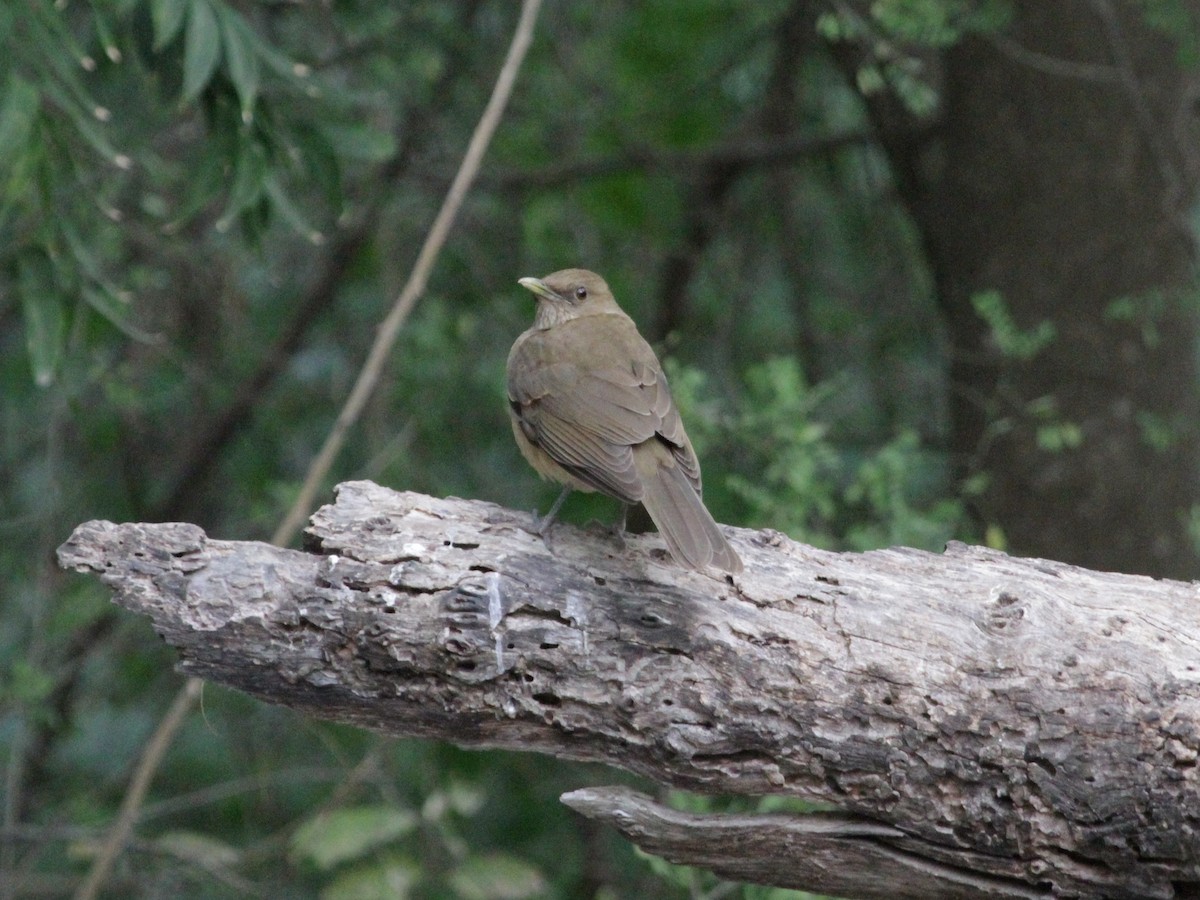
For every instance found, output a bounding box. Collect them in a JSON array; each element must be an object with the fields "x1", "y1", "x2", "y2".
[
  {"x1": 58, "y1": 217, "x2": 105, "y2": 280},
  {"x1": 151, "y1": 0, "x2": 188, "y2": 50},
  {"x1": 27, "y1": 1, "x2": 93, "y2": 77},
  {"x1": 182, "y1": 0, "x2": 222, "y2": 103},
  {"x1": 263, "y1": 175, "x2": 323, "y2": 244},
  {"x1": 163, "y1": 146, "x2": 225, "y2": 228},
  {"x1": 217, "y1": 6, "x2": 259, "y2": 121},
  {"x1": 0, "y1": 75, "x2": 40, "y2": 164},
  {"x1": 253, "y1": 35, "x2": 312, "y2": 84},
  {"x1": 215, "y1": 138, "x2": 267, "y2": 231},
  {"x1": 92, "y1": 8, "x2": 123, "y2": 63},
  {"x1": 19, "y1": 251, "x2": 67, "y2": 387},
  {"x1": 290, "y1": 123, "x2": 342, "y2": 212},
  {"x1": 82, "y1": 285, "x2": 163, "y2": 345},
  {"x1": 39, "y1": 81, "x2": 125, "y2": 168}
]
